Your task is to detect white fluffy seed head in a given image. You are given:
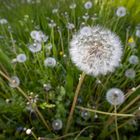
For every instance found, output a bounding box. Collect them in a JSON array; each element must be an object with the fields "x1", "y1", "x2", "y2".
[
  {"x1": 26, "y1": 129, "x2": 32, "y2": 135},
  {"x1": 9, "y1": 76, "x2": 20, "y2": 88},
  {"x1": 44, "y1": 57, "x2": 56, "y2": 67},
  {"x1": 106, "y1": 88, "x2": 125, "y2": 105},
  {"x1": 52, "y1": 119, "x2": 63, "y2": 131},
  {"x1": 125, "y1": 68, "x2": 136, "y2": 79},
  {"x1": 116, "y1": 6, "x2": 126, "y2": 17},
  {"x1": 128, "y1": 55, "x2": 139, "y2": 65},
  {"x1": 28, "y1": 42, "x2": 42, "y2": 53},
  {"x1": 16, "y1": 53, "x2": 27, "y2": 63},
  {"x1": 84, "y1": 1, "x2": 93, "y2": 9},
  {"x1": 69, "y1": 26, "x2": 123, "y2": 76}
]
